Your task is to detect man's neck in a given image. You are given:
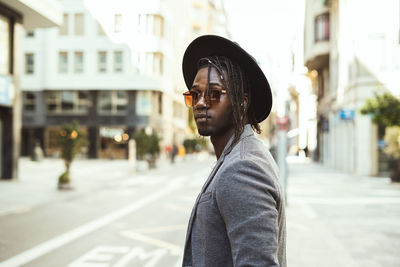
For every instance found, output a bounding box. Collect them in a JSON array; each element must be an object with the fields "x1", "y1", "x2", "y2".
[{"x1": 210, "y1": 128, "x2": 235, "y2": 160}]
